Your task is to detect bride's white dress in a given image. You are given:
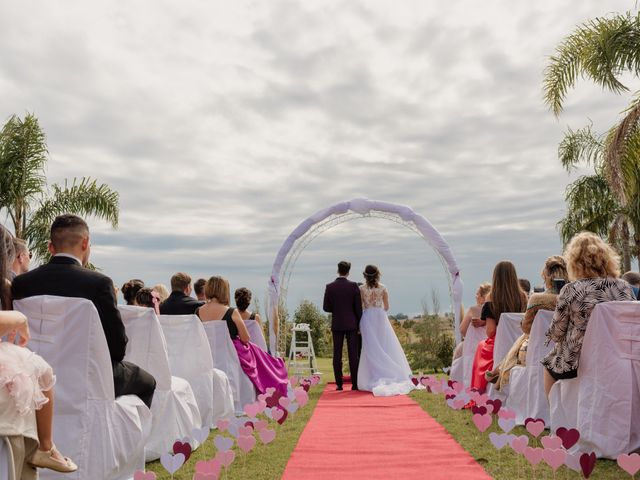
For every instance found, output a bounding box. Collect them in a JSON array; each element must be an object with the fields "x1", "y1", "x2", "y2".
[{"x1": 357, "y1": 284, "x2": 416, "y2": 396}]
